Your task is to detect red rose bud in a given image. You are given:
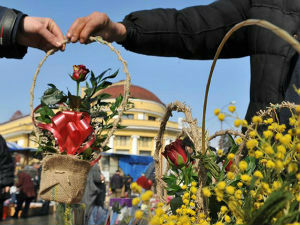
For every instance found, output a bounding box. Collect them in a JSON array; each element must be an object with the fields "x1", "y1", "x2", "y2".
[
  {"x1": 162, "y1": 139, "x2": 189, "y2": 168},
  {"x1": 72, "y1": 65, "x2": 90, "y2": 82},
  {"x1": 225, "y1": 160, "x2": 233, "y2": 172},
  {"x1": 136, "y1": 175, "x2": 152, "y2": 190}
]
